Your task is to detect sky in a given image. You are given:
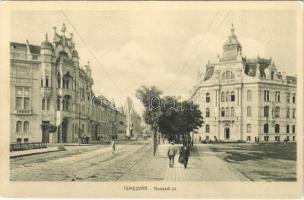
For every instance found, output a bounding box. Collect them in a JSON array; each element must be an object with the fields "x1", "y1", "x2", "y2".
[{"x1": 10, "y1": 10, "x2": 297, "y2": 112}]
